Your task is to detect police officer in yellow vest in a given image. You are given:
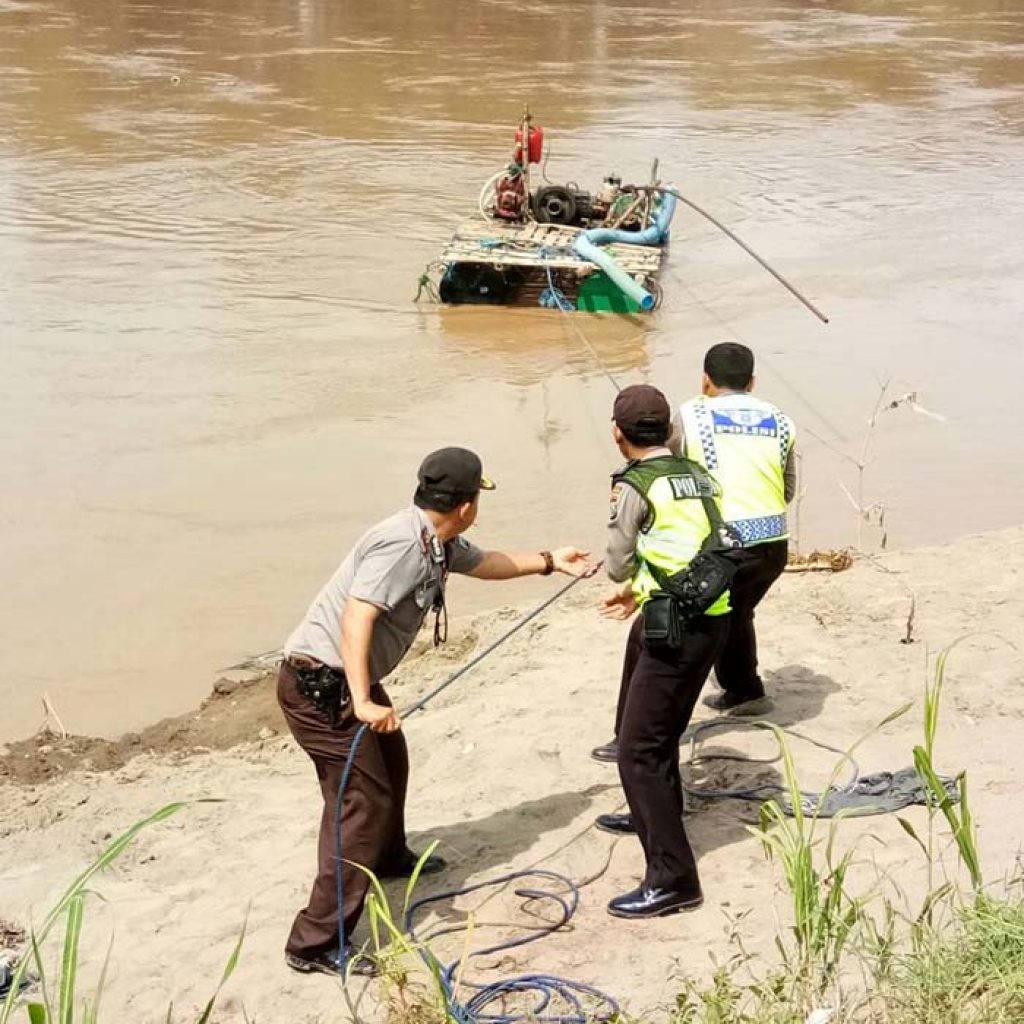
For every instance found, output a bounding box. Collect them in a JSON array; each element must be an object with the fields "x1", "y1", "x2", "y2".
[
  {"x1": 596, "y1": 384, "x2": 731, "y2": 918},
  {"x1": 676, "y1": 342, "x2": 795, "y2": 714}
]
